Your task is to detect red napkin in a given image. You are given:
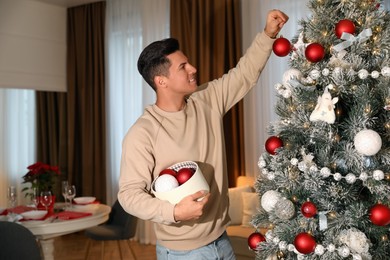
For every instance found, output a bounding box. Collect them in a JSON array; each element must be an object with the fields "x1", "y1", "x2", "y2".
[{"x1": 54, "y1": 211, "x2": 92, "y2": 220}]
